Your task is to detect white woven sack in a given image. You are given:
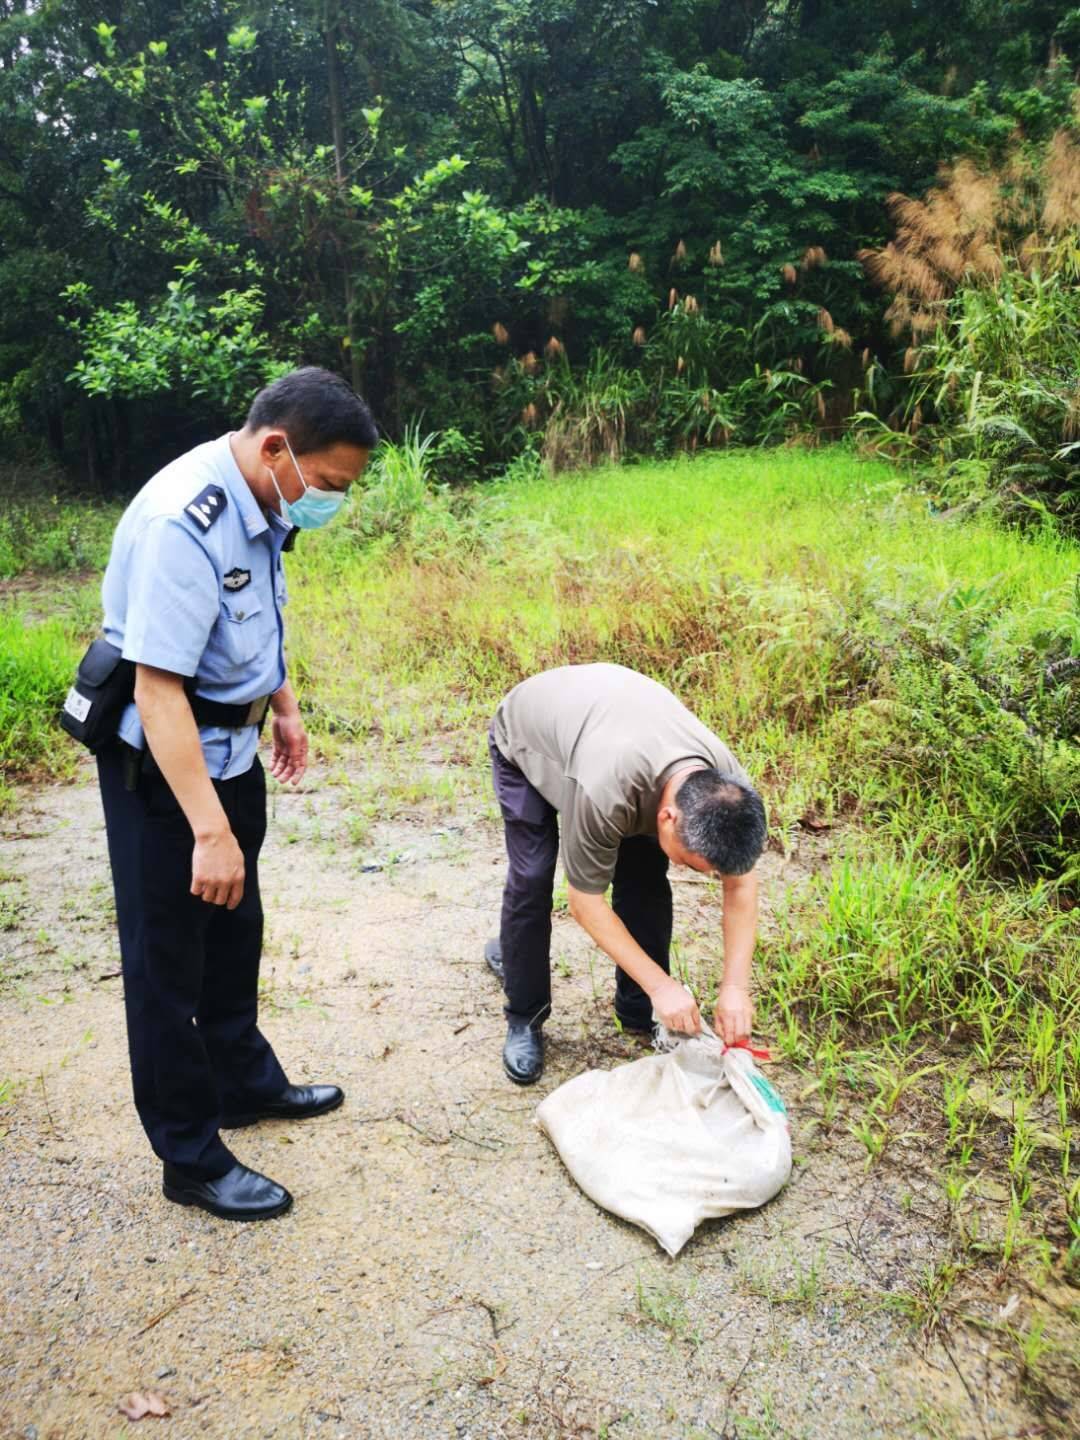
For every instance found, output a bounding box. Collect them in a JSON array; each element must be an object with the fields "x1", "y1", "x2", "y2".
[{"x1": 536, "y1": 1024, "x2": 792, "y2": 1256}]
